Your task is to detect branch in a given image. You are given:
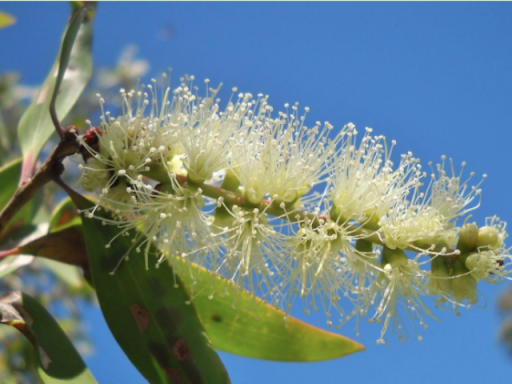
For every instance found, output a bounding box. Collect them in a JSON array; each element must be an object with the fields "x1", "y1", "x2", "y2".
[
  {"x1": 0, "y1": 132, "x2": 79, "y2": 235},
  {"x1": 149, "y1": 169, "x2": 460, "y2": 258}
]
